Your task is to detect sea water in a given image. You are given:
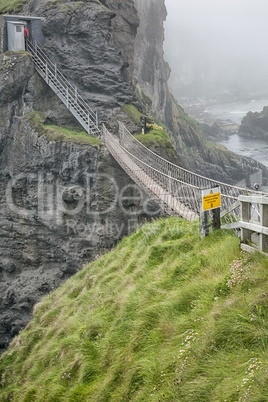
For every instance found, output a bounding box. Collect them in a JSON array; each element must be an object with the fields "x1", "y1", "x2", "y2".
[
  {"x1": 204, "y1": 99, "x2": 268, "y2": 168},
  {"x1": 220, "y1": 134, "x2": 268, "y2": 167},
  {"x1": 203, "y1": 98, "x2": 268, "y2": 191}
]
